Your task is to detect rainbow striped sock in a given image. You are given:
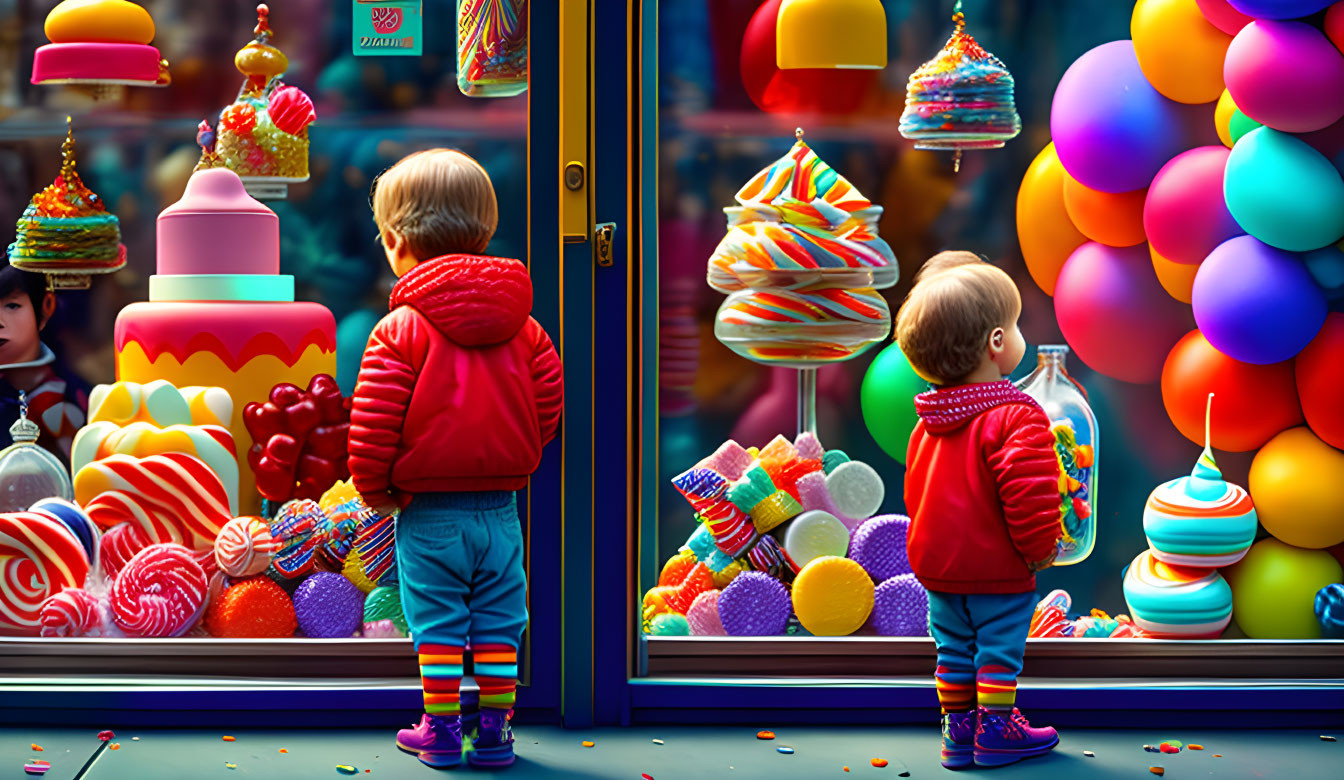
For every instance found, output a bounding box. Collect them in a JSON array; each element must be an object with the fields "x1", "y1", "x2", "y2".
[
  {"x1": 976, "y1": 665, "x2": 1018, "y2": 711},
  {"x1": 418, "y1": 643, "x2": 464, "y2": 716},
  {"x1": 935, "y1": 665, "x2": 976, "y2": 714},
  {"x1": 472, "y1": 644, "x2": 518, "y2": 712}
]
